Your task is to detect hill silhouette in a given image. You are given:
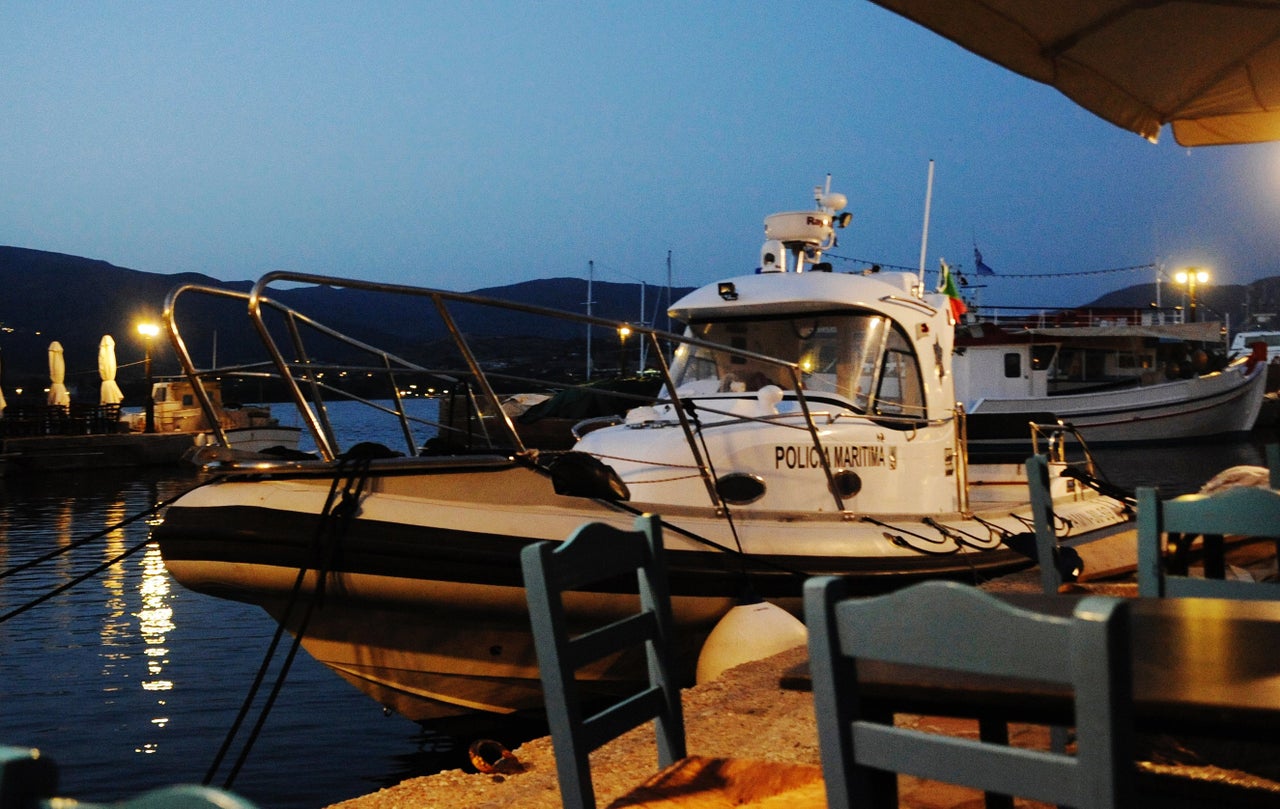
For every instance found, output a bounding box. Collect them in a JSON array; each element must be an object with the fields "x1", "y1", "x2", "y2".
[
  {"x1": 4, "y1": 246, "x2": 1276, "y2": 403},
  {"x1": 0, "y1": 247, "x2": 690, "y2": 400}
]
